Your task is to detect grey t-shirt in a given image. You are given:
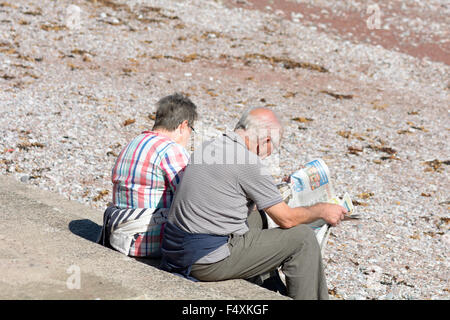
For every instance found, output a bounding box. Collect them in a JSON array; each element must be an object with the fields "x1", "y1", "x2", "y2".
[{"x1": 168, "y1": 131, "x2": 282, "y2": 263}]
